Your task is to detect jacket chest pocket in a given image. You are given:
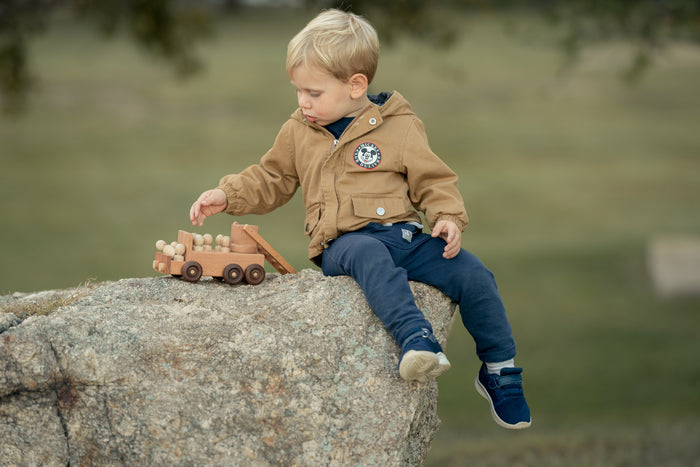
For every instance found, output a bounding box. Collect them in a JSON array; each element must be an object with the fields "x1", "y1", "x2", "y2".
[{"x1": 352, "y1": 196, "x2": 408, "y2": 220}]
